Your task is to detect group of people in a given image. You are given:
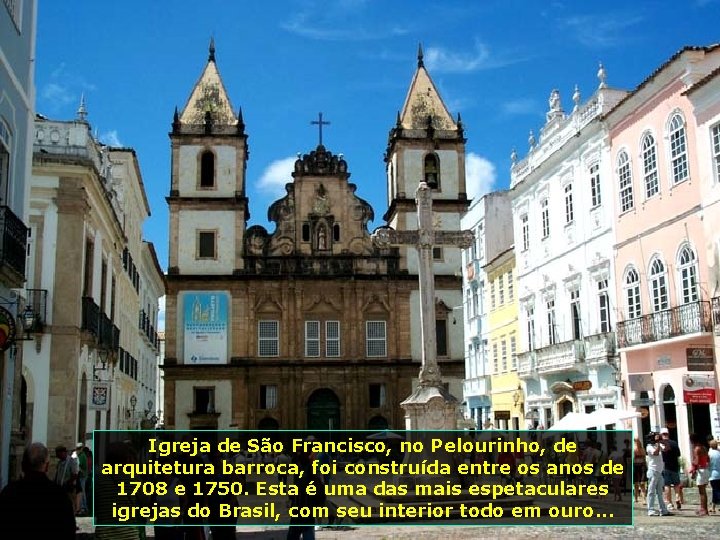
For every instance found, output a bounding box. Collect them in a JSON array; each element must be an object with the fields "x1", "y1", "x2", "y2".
[
  {"x1": 54, "y1": 442, "x2": 93, "y2": 517},
  {"x1": 635, "y1": 427, "x2": 720, "y2": 517}
]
